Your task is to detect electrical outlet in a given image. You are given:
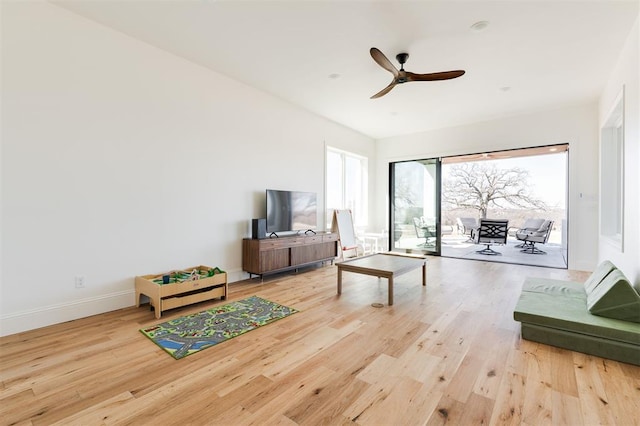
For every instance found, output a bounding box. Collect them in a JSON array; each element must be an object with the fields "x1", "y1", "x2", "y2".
[{"x1": 75, "y1": 276, "x2": 85, "y2": 288}]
